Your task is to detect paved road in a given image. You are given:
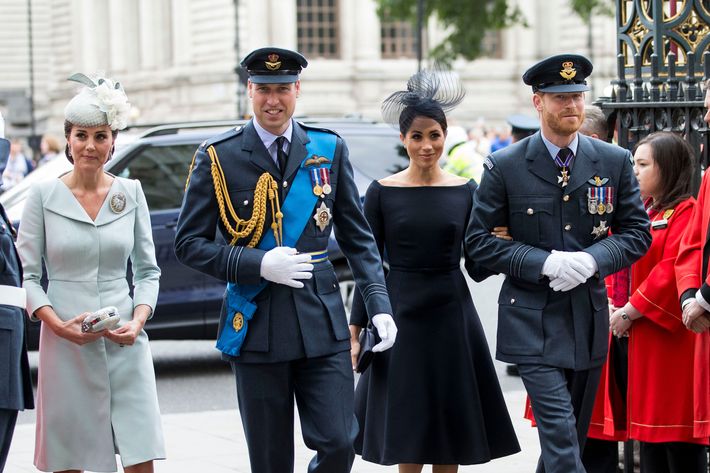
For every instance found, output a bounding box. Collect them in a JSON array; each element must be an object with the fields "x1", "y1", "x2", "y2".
[
  {"x1": 18, "y1": 273, "x2": 522, "y2": 425},
  {"x1": 10, "y1": 272, "x2": 542, "y2": 472}
]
